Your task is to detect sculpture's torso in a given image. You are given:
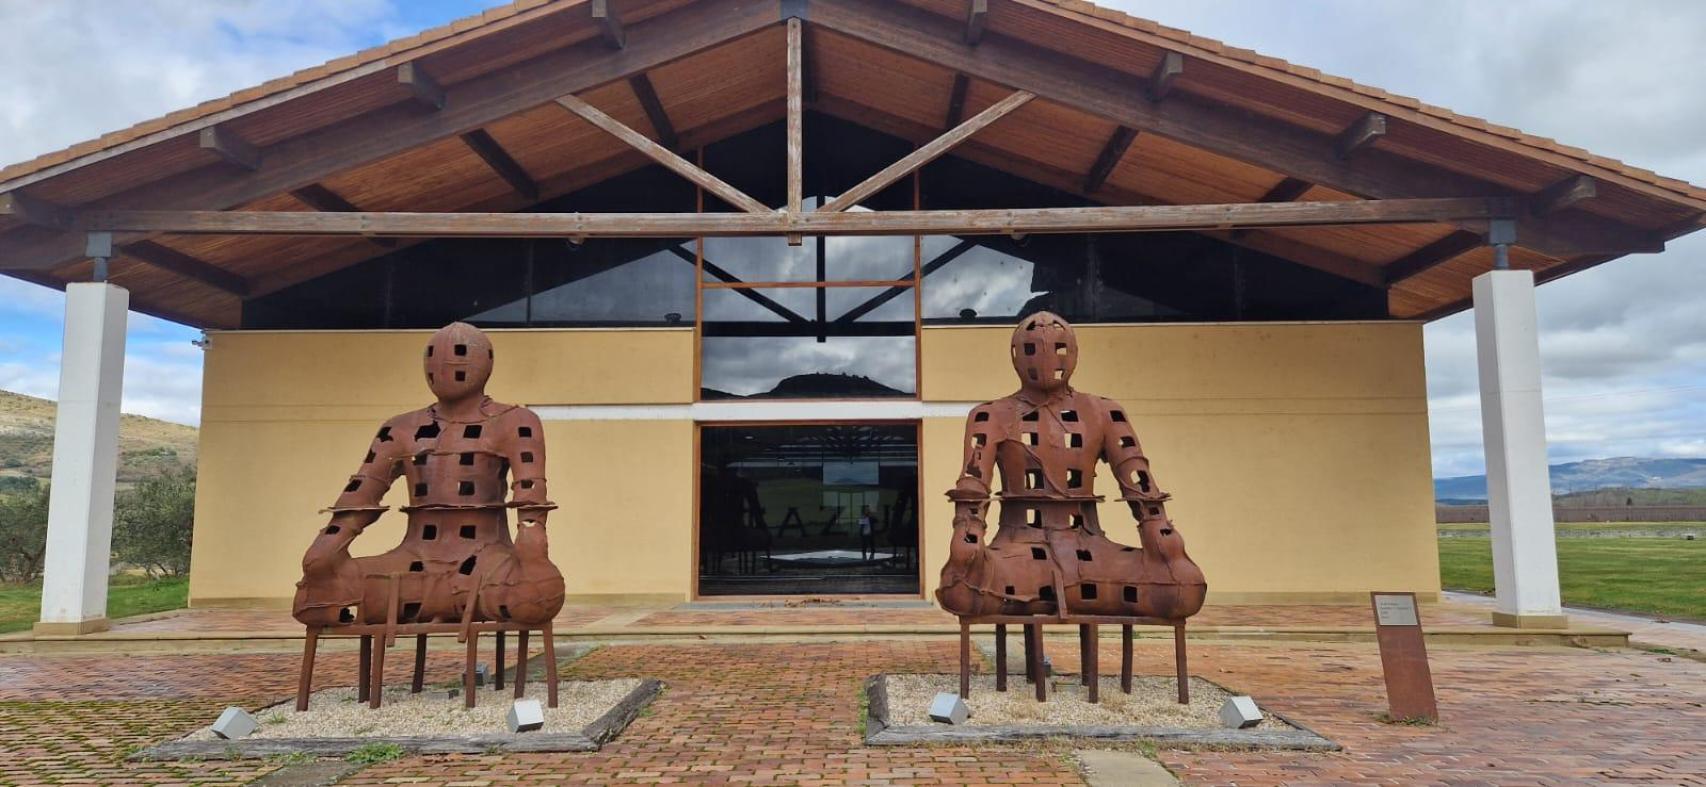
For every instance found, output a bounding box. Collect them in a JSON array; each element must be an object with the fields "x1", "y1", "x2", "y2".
[
  {"x1": 295, "y1": 397, "x2": 564, "y2": 627},
  {"x1": 938, "y1": 387, "x2": 1206, "y2": 620}
]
